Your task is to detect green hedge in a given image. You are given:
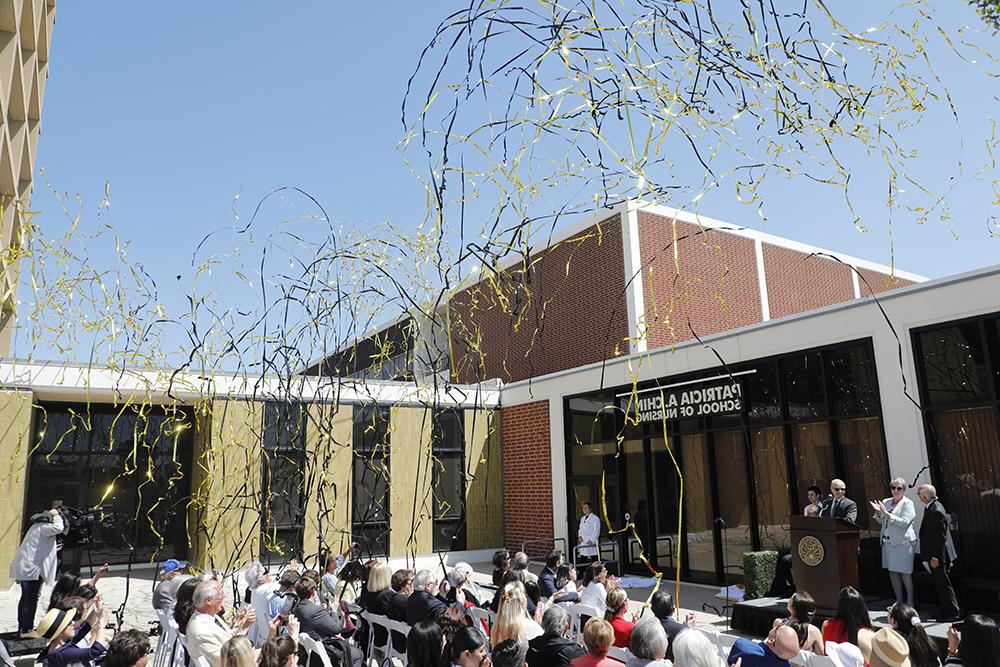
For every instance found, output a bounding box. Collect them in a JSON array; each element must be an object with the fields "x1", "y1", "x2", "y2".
[{"x1": 743, "y1": 550, "x2": 778, "y2": 600}]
